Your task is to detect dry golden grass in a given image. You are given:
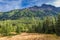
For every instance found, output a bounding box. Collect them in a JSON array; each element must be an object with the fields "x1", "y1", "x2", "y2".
[{"x1": 0, "y1": 33, "x2": 60, "y2": 40}]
